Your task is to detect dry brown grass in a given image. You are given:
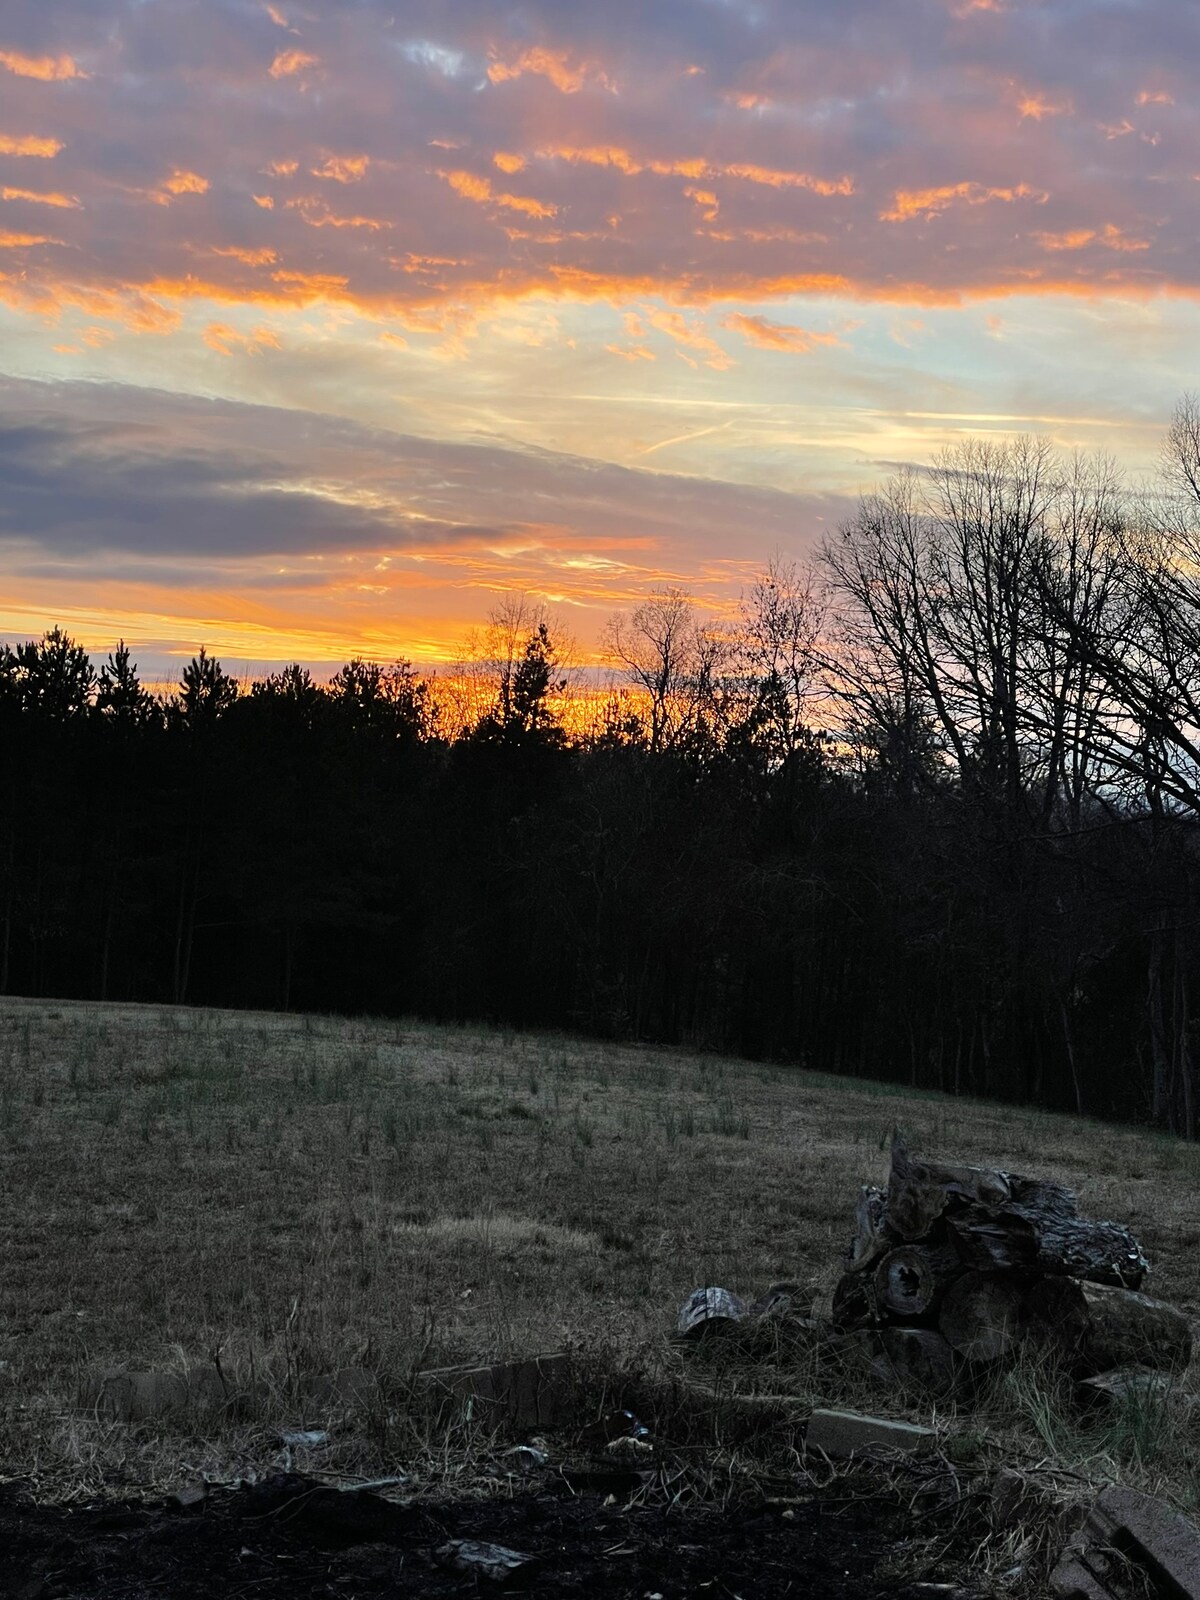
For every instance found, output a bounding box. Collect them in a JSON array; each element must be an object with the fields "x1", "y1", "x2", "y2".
[{"x1": 0, "y1": 997, "x2": 1197, "y2": 1519}]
